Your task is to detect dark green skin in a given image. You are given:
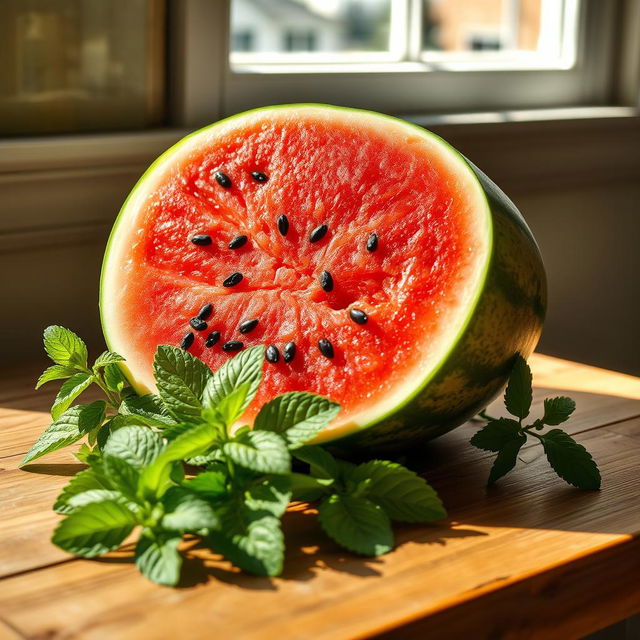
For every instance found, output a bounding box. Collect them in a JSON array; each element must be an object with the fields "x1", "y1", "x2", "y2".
[{"x1": 326, "y1": 162, "x2": 547, "y2": 458}]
